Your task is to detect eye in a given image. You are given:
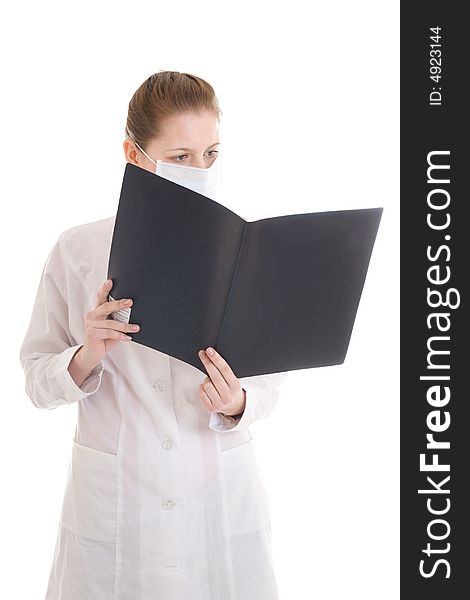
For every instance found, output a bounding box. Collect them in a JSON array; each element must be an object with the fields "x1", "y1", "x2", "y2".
[
  {"x1": 207, "y1": 150, "x2": 219, "y2": 158},
  {"x1": 173, "y1": 154, "x2": 188, "y2": 162}
]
